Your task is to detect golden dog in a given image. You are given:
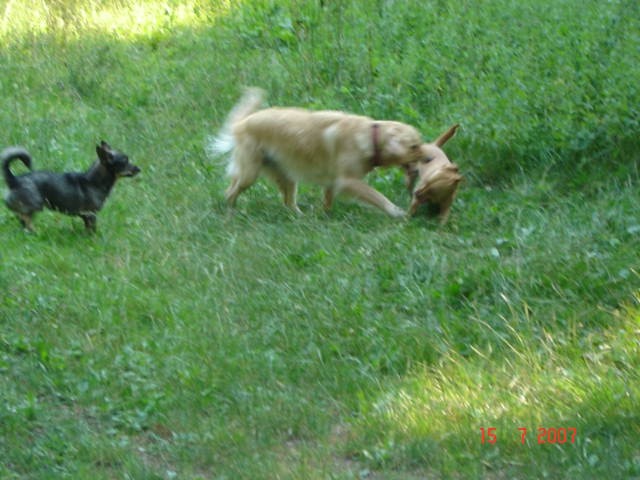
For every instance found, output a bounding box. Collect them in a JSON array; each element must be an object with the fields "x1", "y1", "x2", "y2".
[{"x1": 211, "y1": 88, "x2": 460, "y2": 219}]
